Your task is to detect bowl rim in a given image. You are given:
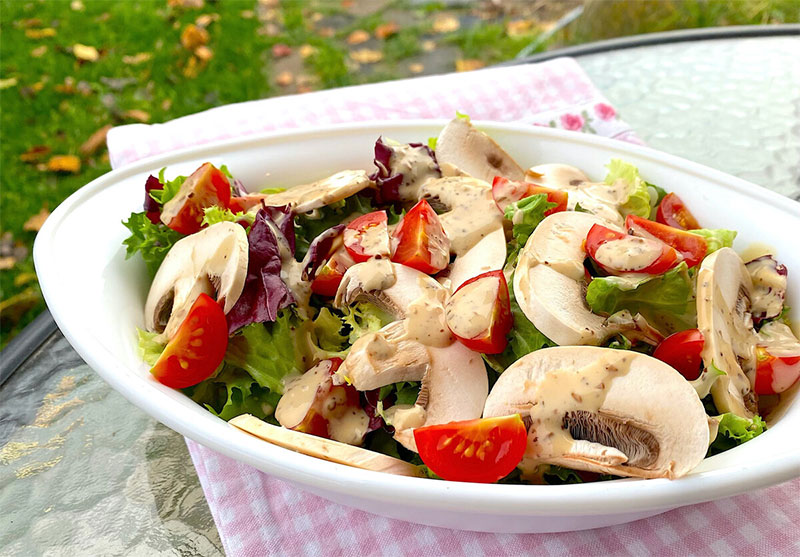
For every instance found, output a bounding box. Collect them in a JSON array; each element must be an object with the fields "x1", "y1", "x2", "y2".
[{"x1": 34, "y1": 119, "x2": 800, "y2": 516}]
